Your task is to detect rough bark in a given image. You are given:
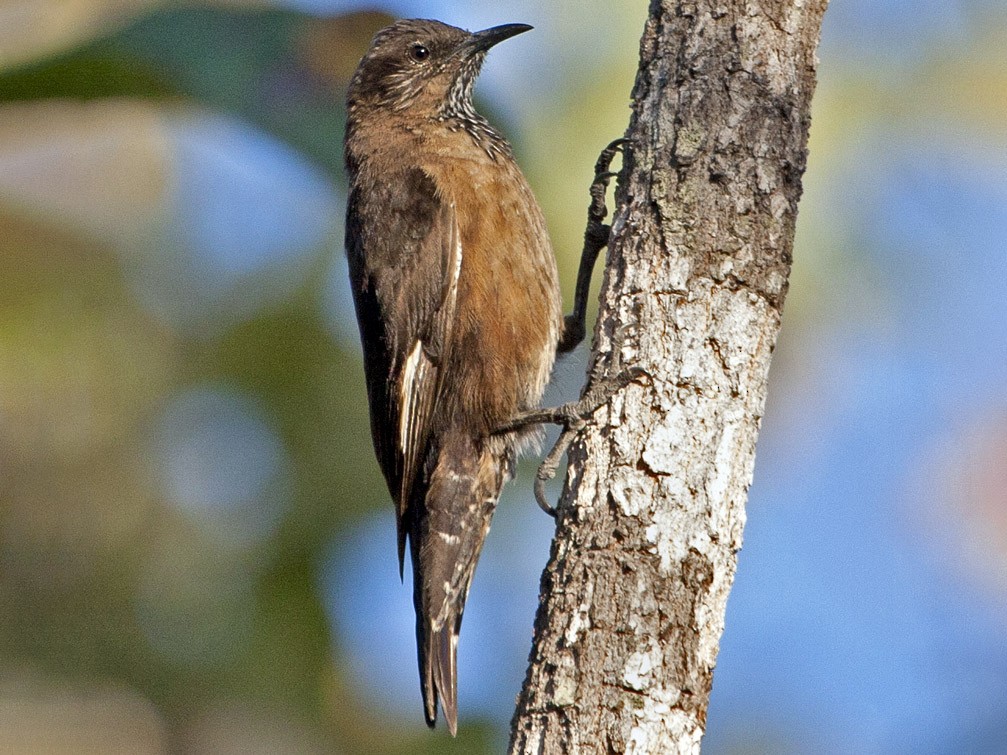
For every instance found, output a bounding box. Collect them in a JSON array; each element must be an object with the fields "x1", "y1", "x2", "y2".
[{"x1": 509, "y1": 1, "x2": 828, "y2": 753}]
